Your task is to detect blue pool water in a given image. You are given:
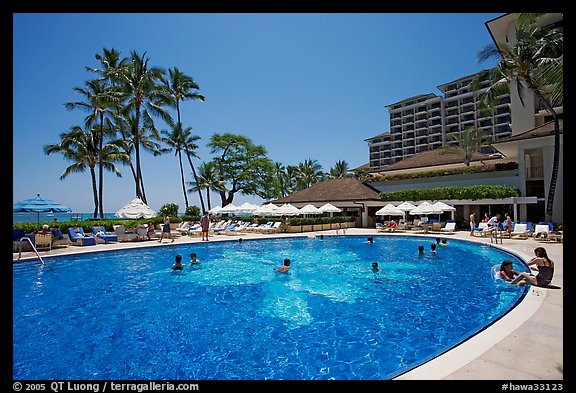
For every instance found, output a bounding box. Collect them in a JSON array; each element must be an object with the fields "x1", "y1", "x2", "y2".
[{"x1": 13, "y1": 235, "x2": 528, "y2": 380}]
